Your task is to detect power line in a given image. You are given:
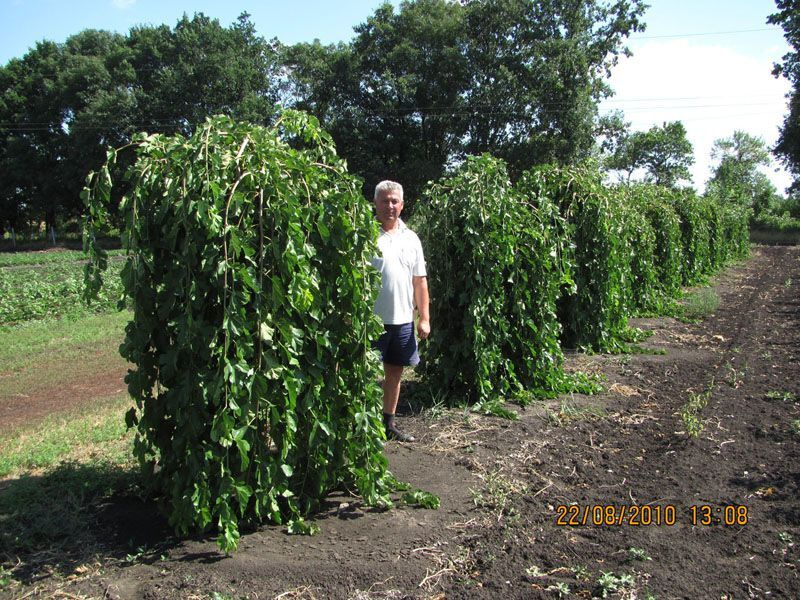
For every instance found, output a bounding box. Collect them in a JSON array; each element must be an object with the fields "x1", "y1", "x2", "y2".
[{"x1": 630, "y1": 27, "x2": 779, "y2": 40}]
